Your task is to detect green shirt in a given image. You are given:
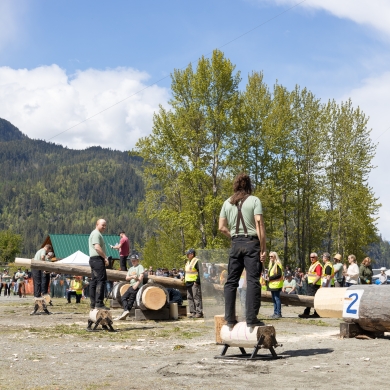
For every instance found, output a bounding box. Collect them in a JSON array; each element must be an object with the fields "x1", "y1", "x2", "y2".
[
  {"x1": 333, "y1": 263, "x2": 343, "y2": 281},
  {"x1": 283, "y1": 279, "x2": 296, "y2": 293},
  {"x1": 127, "y1": 264, "x2": 145, "y2": 288},
  {"x1": 89, "y1": 229, "x2": 105, "y2": 257},
  {"x1": 220, "y1": 195, "x2": 263, "y2": 237},
  {"x1": 34, "y1": 248, "x2": 47, "y2": 261}
]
